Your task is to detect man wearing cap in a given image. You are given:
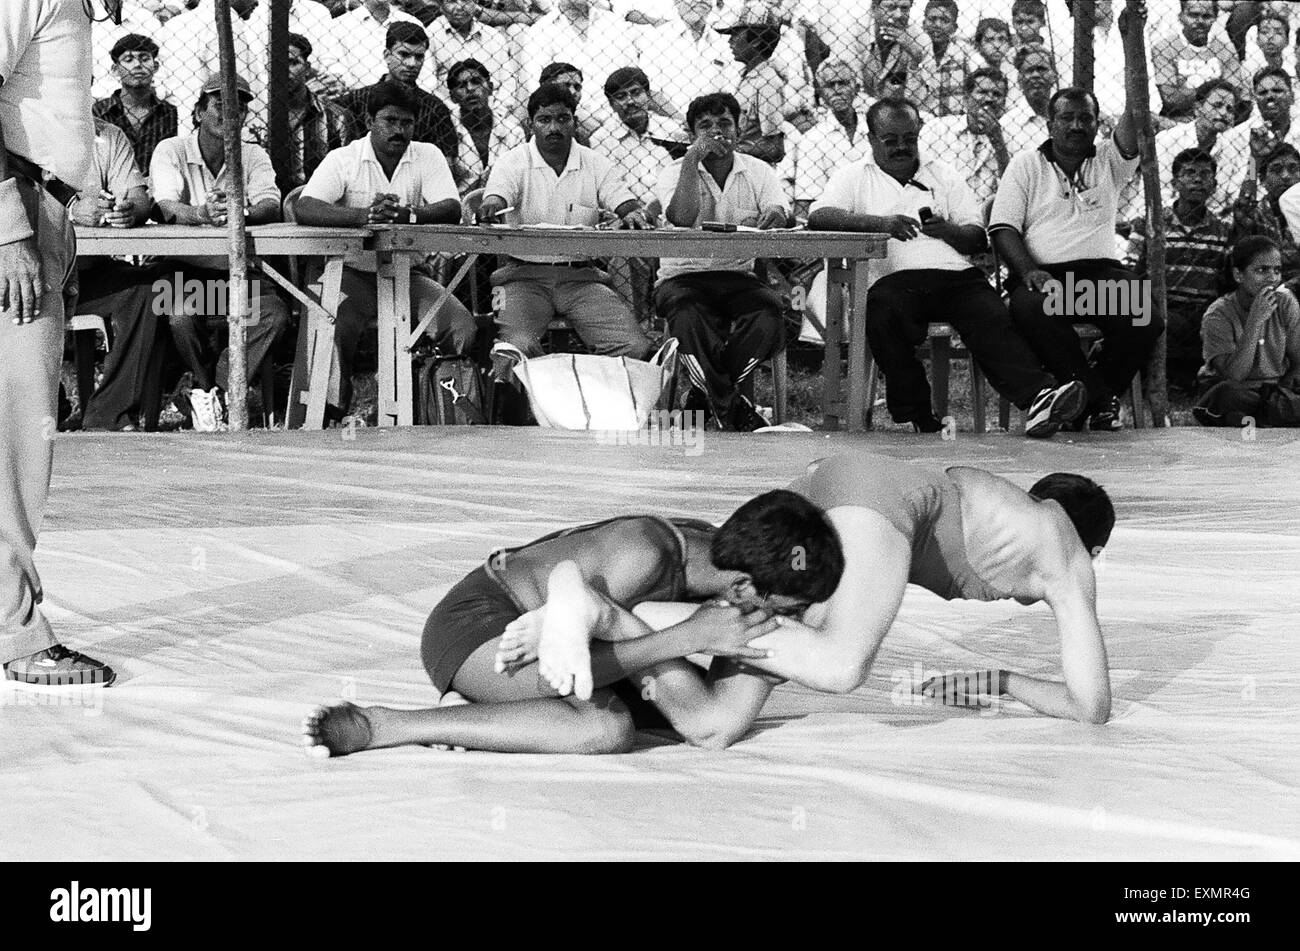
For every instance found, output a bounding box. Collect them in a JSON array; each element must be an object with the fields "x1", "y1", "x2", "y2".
[
  {"x1": 150, "y1": 73, "x2": 290, "y2": 431},
  {"x1": 715, "y1": 3, "x2": 789, "y2": 164},
  {"x1": 2, "y1": 0, "x2": 123, "y2": 687},
  {"x1": 93, "y1": 33, "x2": 179, "y2": 175}
]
